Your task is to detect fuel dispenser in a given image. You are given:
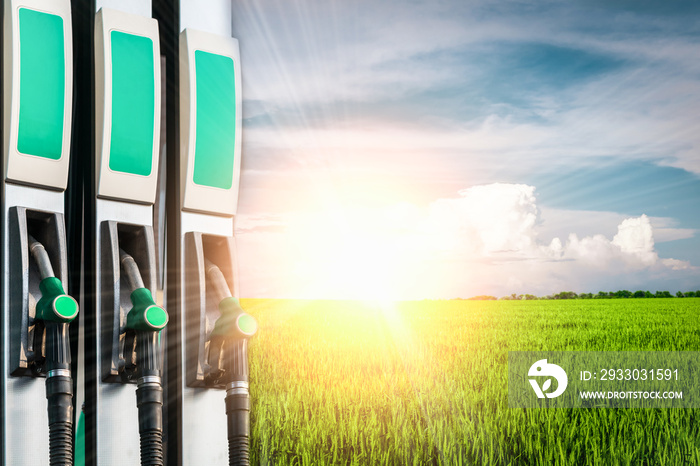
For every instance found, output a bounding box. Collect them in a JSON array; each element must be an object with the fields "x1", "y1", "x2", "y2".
[
  {"x1": 86, "y1": 5, "x2": 166, "y2": 464},
  {"x1": 1, "y1": 0, "x2": 79, "y2": 464},
  {"x1": 162, "y1": 18, "x2": 256, "y2": 462}
]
